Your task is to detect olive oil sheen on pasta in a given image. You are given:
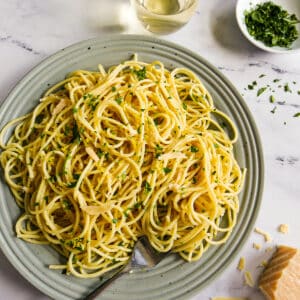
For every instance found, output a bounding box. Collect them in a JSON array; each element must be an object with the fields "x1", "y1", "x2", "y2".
[{"x1": 131, "y1": 0, "x2": 198, "y2": 34}]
